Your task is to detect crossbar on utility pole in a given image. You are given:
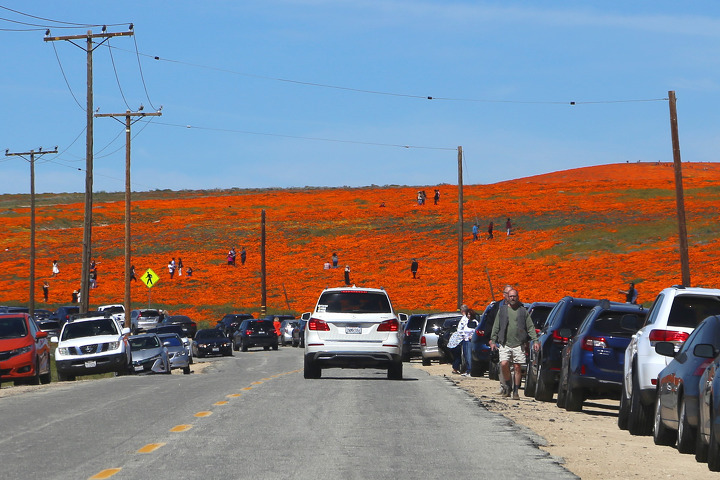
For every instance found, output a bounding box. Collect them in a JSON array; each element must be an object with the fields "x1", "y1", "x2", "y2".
[
  {"x1": 5, "y1": 147, "x2": 58, "y2": 316},
  {"x1": 45, "y1": 27, "x2": 134, "y2": 313},
  {"x1": 95, "y1": 110, "x2": 161, "y2": 328}
]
